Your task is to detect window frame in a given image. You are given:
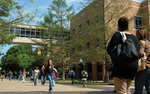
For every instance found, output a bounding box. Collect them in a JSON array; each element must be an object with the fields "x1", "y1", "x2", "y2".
[{"x1": 134, "y1": 16, "x2": 143, "y2": 29}]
